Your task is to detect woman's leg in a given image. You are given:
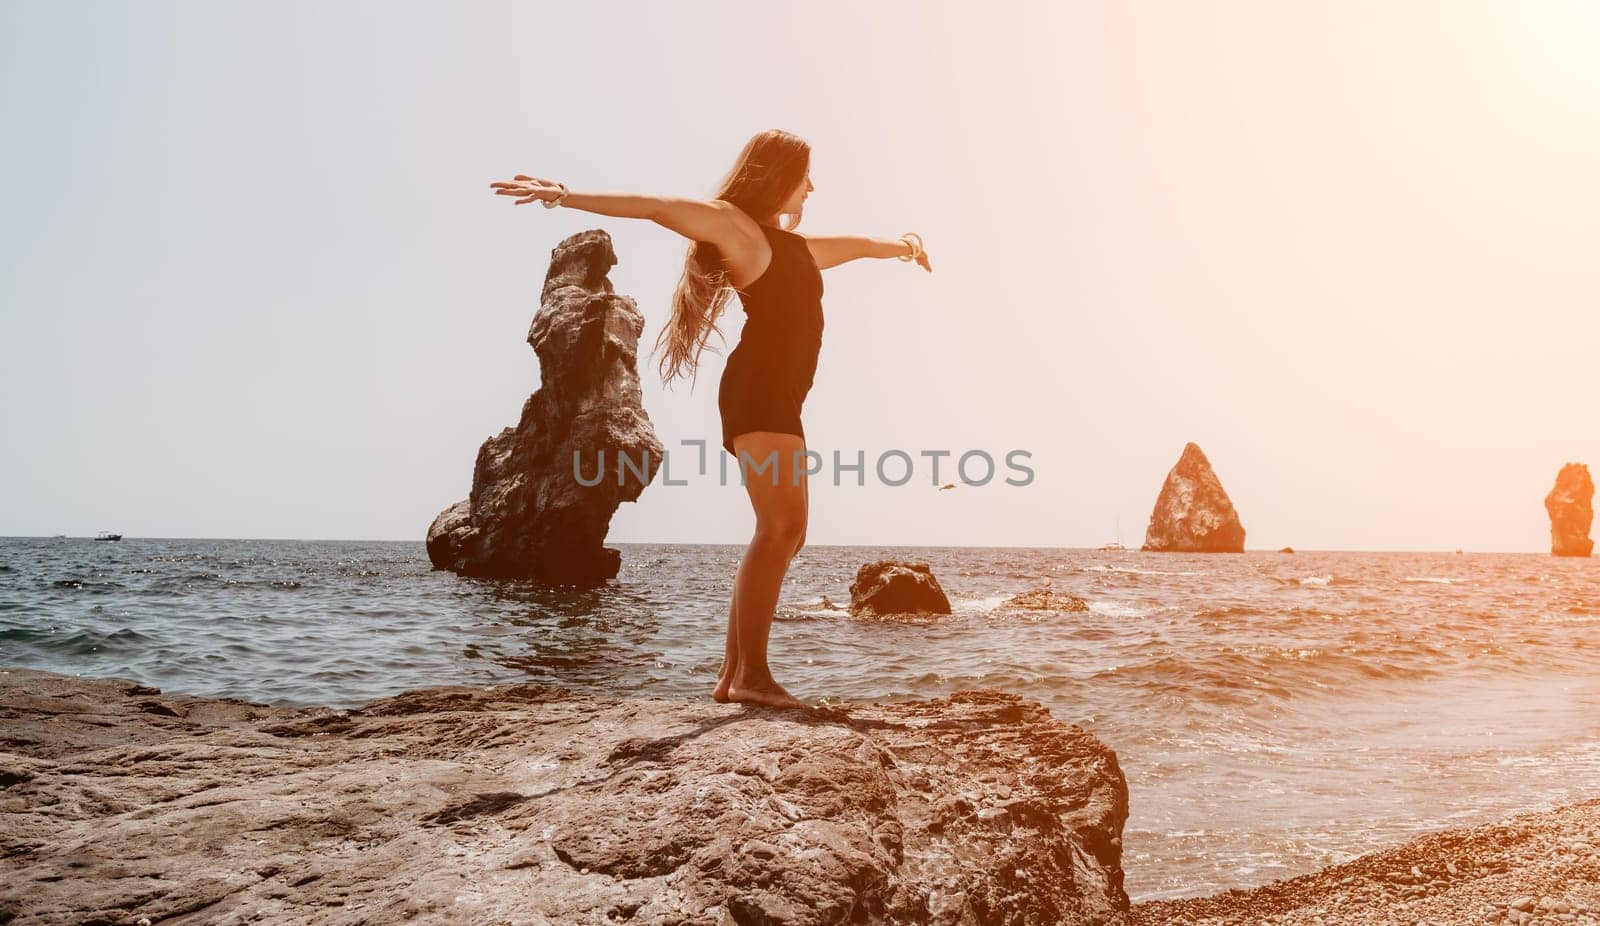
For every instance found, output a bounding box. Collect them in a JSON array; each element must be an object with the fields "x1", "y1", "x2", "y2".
[
  {"x1": 713, "y1": 439, "x2": 810, "y2": 703},
  {"x1": 712, "y1": 594, "x2": 739, "y2": 703},
  {"x1": 792, "y1": 452, "x2": 809, "y2": 559},
  {"x1": 721, "y1": 431, "x2": 809, "y2": 709}
]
